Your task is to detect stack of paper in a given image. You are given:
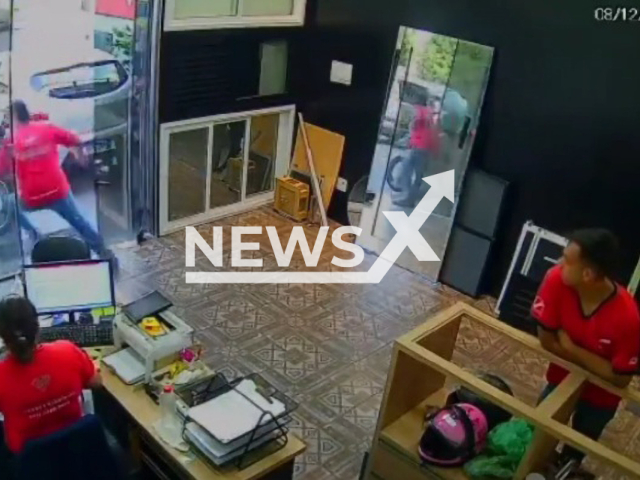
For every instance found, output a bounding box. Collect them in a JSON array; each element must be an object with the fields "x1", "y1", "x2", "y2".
[
  {"x1": 185, "y1": 378, "x2": 288, "y2": 465},
  {"x1": 185, "y1": 422, "x2": 278, "y2": 466},
  {"x1": 102, "y1": 347, "x2": 146, "y2": 384},
  {"x1": 188, "y1": 379, "x2": 285, "y2": 444}
]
